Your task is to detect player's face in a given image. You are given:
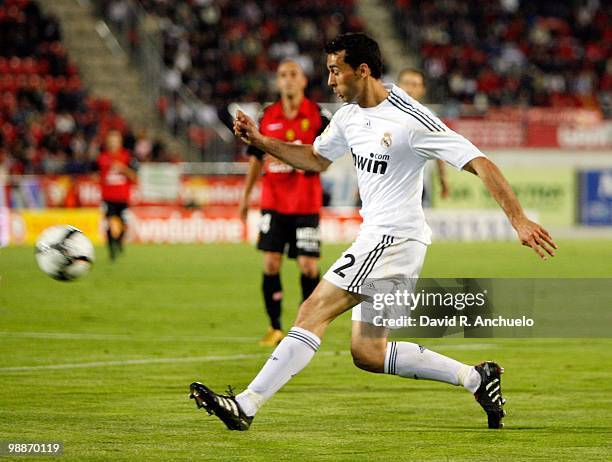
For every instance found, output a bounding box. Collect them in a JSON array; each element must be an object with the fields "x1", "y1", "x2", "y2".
[
  {"x1": 398, "y1": 72, "x2": 425, "y2": 101},
  {"x1": 106, "y1": 132, "x2": 122, "y2": 152},
  {"x1": 276, "y1": 61, "x2": 307, "y2": 98},
  {"x1": 326, "y1": 51, "x2": 363, "y2": 103}
]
